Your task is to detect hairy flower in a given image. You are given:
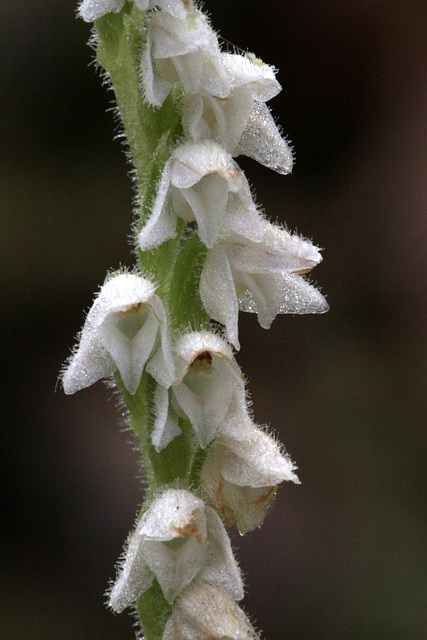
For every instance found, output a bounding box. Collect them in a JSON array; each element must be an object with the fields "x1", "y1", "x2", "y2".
[
  {"x1": 62, "y1": 273, "x2": 174, "y2": 395},
  {"x1": 109, "y1": 489, "x2": 243, "y2": 610},
  {"x1": 162, "y1": 581, "x2": 259, "y2": 640},
  {"x1": 183, "y1": 52, "x2": 293, "y2": 174},
  {"x1": 201, "y1": 425, "x2": 299, "y2": 534},
  {"x1": 138, "y1": 140, "x2": 264, "y2": 251},
  {"x1": 141, "y1": 8, "x2": 230, "y2": 107},
  {"x1": 151, "y1": 331, "x2": 253, "y2": 450},
  {"x1": 200, "y1": 222, "x2": 328, "y2": 348}
]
